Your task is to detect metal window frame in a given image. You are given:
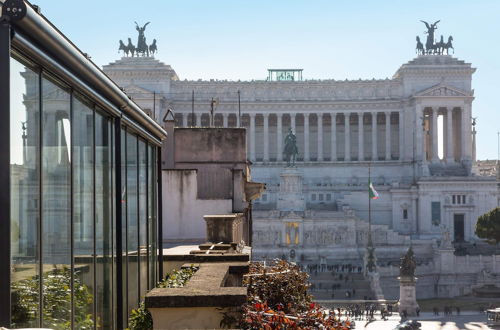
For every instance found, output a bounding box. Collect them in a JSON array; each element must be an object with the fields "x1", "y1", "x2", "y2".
[{"x1": 0, "y1": 16, "x2": 12, "y2": 327}]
